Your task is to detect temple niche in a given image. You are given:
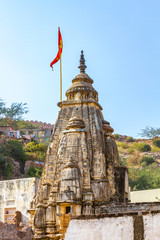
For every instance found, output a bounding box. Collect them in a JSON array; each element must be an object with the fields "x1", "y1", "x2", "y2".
[{"x1": 30, "y1": 51, "x2": 129, "y2": 240}]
